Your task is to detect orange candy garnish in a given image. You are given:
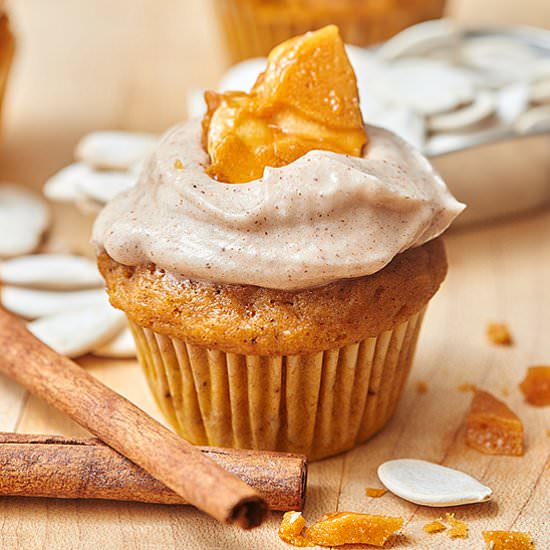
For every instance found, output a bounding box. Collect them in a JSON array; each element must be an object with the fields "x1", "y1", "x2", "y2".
[
  {"x1": 305, "y1": 512, "x2": 404, "y2": 547},
  {"x1": 519, "y1": 366, "x2": 550, "y2": 406},
  {"x1": 486, "y1": 322, "x2": 513, "y2": 346},
  {"x1": 278, "y1": 512, "x2": 313, "y2": 547},
  {"x1": 465, "y1": 389, "x2": 524, "y2": 456},
  {"x1": 365, "y1": 487, "x2": 387, "y2": 498},
  {"x1": 423, "y1": 520, "x2": 446, "y2": 534},
  {"x1": 202, "y1": 25, "x2": 367, "y2": 183},
  {"x1": 482, "y1": 530, "x2": 535, "y2": 549},
  {"x1": 278, "y1": 511, "x2": 403, "y2": 548},
  {"x1": 445, "y1": 513, "x2": 468, "y2": 538}
]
